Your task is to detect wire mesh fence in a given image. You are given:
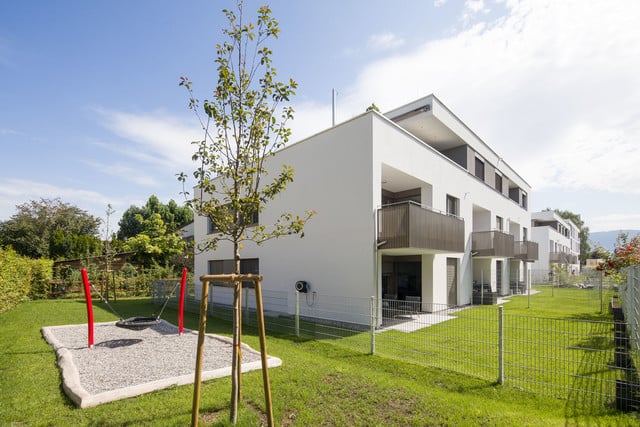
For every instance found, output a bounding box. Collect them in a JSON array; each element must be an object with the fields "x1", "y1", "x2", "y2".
[{"x1": 153, "y1": 280, "x2": 637, "y2": 414}]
